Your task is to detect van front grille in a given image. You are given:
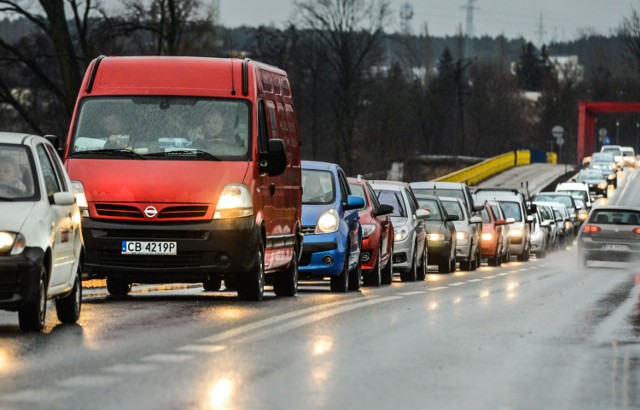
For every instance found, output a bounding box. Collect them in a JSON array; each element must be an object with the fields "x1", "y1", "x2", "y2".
[
  {"x1": 158, "y1": 206, "x2": 208, "y2": 219},
  {"x1": 95, "y1": 204, "x2": 144, "y2": 218}
]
